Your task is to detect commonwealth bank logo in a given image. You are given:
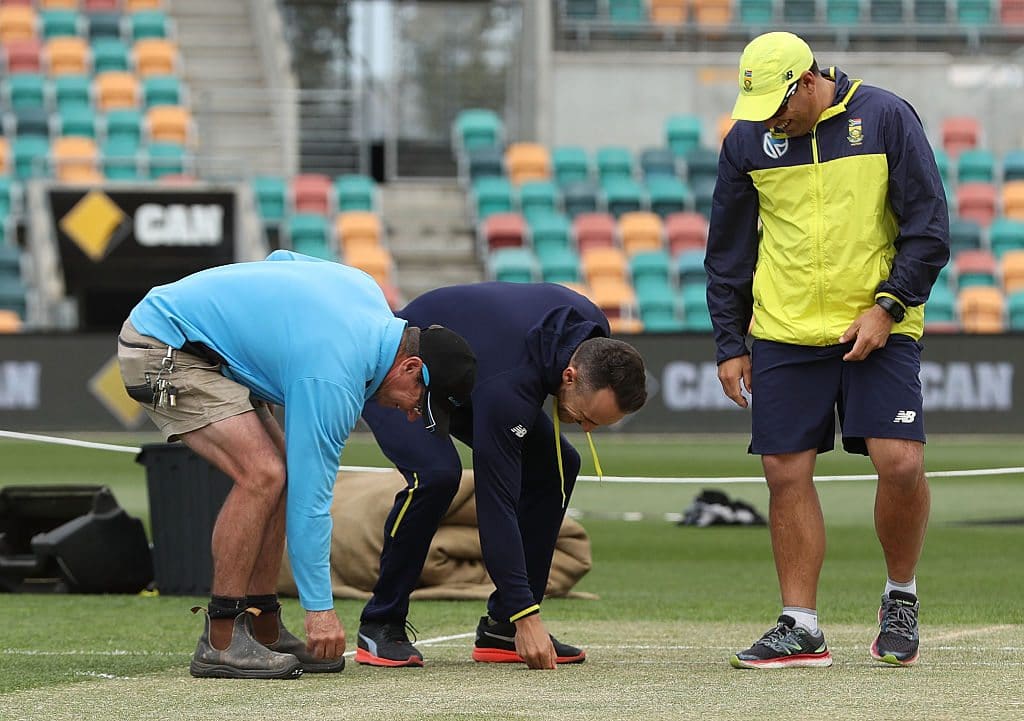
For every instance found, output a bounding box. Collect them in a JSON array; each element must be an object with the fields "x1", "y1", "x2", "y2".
[{"x1": 58, "y1": 190, "x2": 130, "y2": 262}]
